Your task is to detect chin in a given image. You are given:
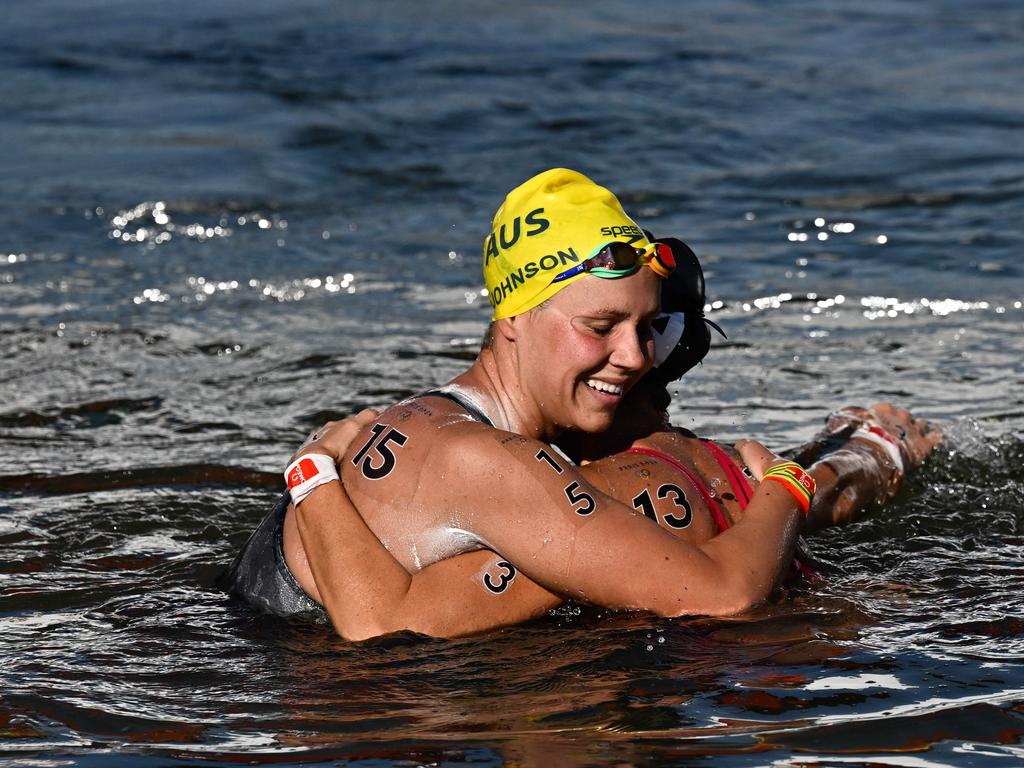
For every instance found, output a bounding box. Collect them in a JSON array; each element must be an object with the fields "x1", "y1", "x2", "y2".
[{"x1": 571, "y1": 407, "x2": 617, "y2": 435}]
